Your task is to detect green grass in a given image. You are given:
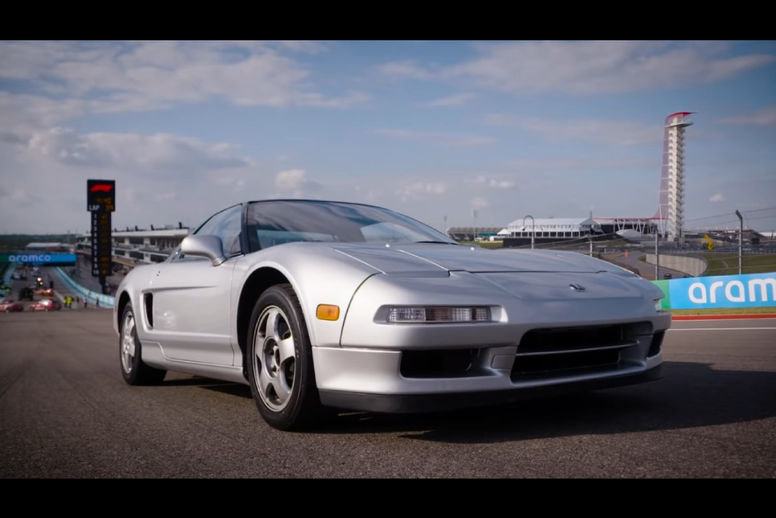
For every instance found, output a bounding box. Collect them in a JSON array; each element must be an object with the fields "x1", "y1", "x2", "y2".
[
  {"x1": 460, "y1": 241, "x2": 504, "y2": 249},
  {"x1": 700, "y1": 252, "x2": 776, "y2": 276},
  {"x1": 638, "y1": 252, "x2": 776, "y2": 276}
]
